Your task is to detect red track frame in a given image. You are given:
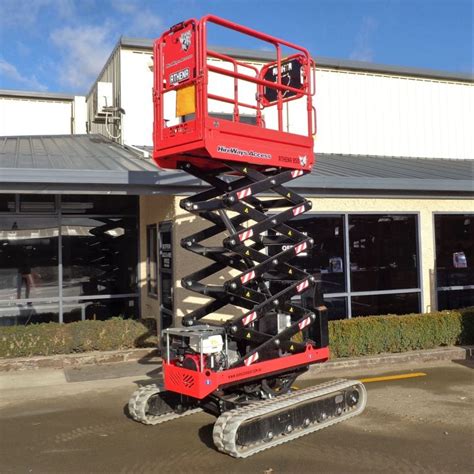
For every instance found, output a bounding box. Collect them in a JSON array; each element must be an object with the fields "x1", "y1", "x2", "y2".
[
  {"x1": 163, "y1": 345, "x2": 329, "y2": 399},
  {"x1": 153, "y1": 15, "x2": 316, "y2": 171}
]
